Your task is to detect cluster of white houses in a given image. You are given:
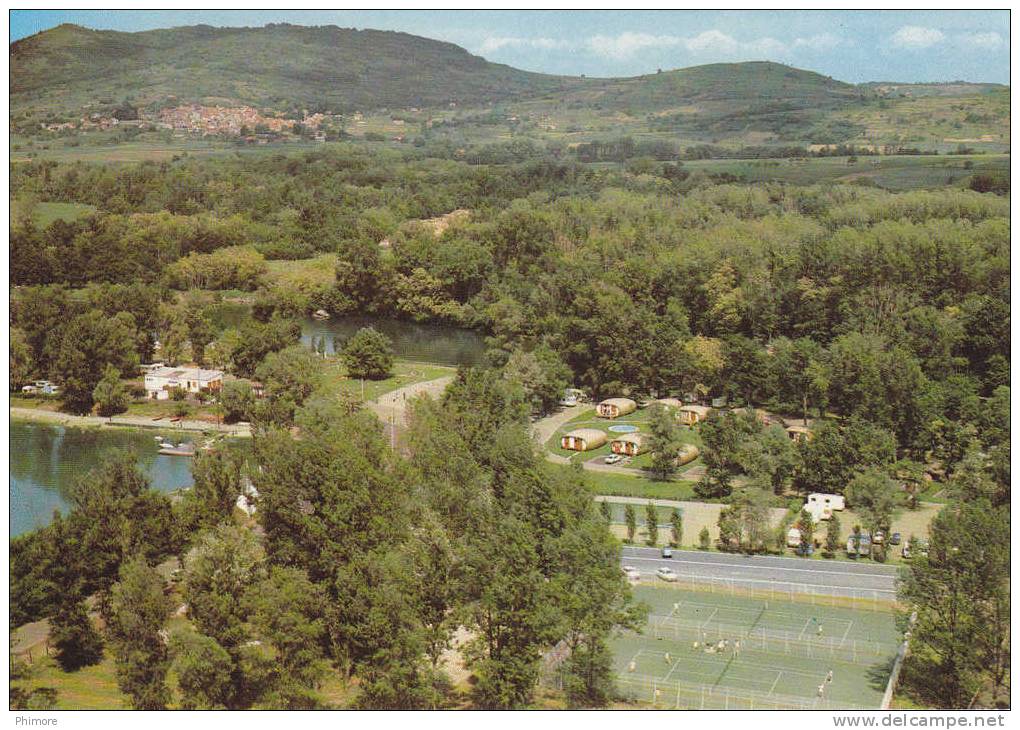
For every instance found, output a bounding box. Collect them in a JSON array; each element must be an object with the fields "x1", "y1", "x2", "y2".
[{"x1": 560, "y1": 396, "x2": 813, "y2": 455}]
